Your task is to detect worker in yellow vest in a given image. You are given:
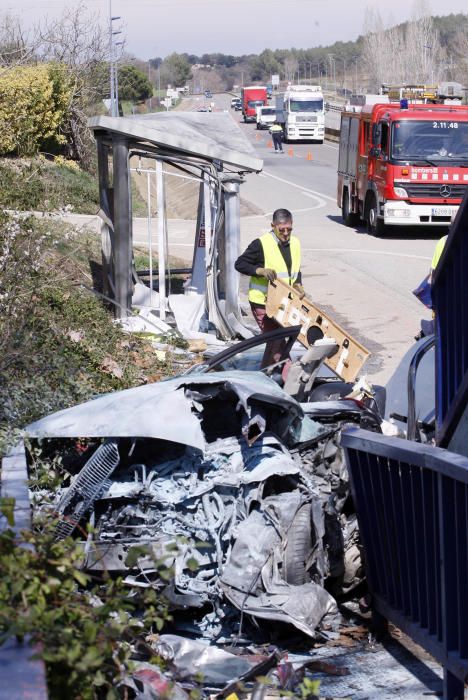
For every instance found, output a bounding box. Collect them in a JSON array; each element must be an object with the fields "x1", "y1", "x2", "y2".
[
  {"x1": 413, "y1": 233, "x2": 448, "y2": 339},
  {"x1": 430, "y1": 234, "x2": 447, "y2": 280},
  {"x1": 269, "y1": 121, "x2": 284, "y2": 152},
  {"x1": 235, "y1": 208, "x2": 305, "y2": 366}
]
